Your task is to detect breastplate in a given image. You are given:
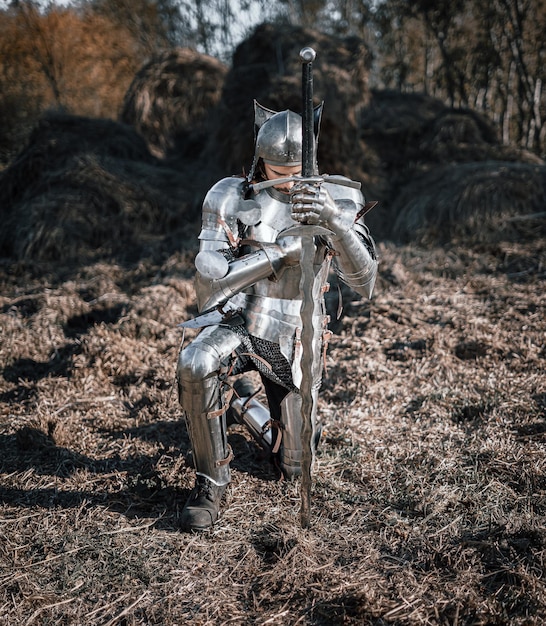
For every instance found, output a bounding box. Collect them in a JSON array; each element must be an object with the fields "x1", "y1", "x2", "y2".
[
  {"x1": 248, "y1": 187, "x2": 296, "y2": 243},
  {"x1": 242, "y1": 188, "x2": 328, "y2": 366}
]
